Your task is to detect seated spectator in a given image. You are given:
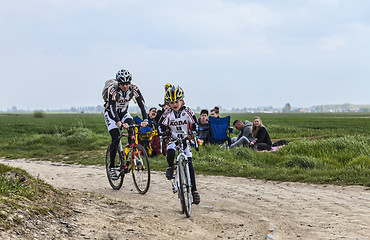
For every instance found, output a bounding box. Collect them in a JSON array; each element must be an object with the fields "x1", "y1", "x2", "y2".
[
  {"x1": 250, "y1": 116, "x2": 272, "y2": 151},
  {"x1": 197, "y1": 109, "x2": 210, "y2": 143},
  {"x1": 155, "y1": 102, "x2": 170, "y2": 124},
  {"x1": 230, "y1": 120, "x2": 254, "y2": 148},
  {"x1": 148, "y1": 107, "x2": 158, "y2": 130},
  {"x1": 147, "y1": 110, "x2": 161, "y2": 156},
  {"x1": 134, "y1": 110, "x2": 161, "y2": 157},
  {"x1": 210, "y1": 106, "x2": 220, "y2": 118}
]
